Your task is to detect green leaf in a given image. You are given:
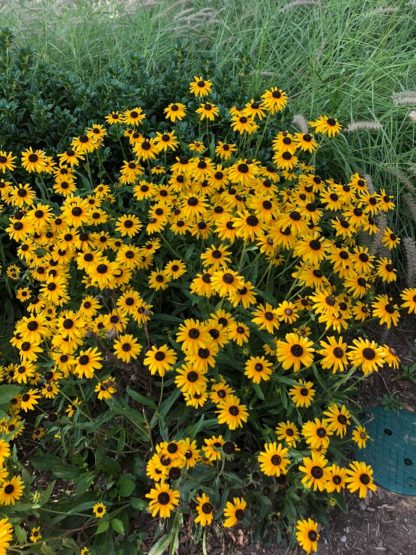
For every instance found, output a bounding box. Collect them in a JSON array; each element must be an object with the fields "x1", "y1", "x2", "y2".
[
  {"x1": 40, "y1": 480, "x2": 56, "y2": 505},
  {"x1": 41, "y1": 543, "x2": 57, "y2": 555},
  {"x1": 160, "y1": 389, "x2": 181, "y2": 418},
  {"x1": 95, "y1": 520, "x2": 110, "y2": 535},
  {"x1": 15, "y1": 524, "x2": 27, "y2": 544},
  {"x1": 95, "y1": 452, "x2": 121, "y2": 475},
  {"x1": 111, "y1": 518, "x2": 125, "y2": 535},
  {"x1": 127, "y1": 387, "x2": 157, "y2": 410},
  {"x1": 148, "y1": 533, "x2": 173, "y2": 555},
  {"x1": 253, "y1": 383, "x2": 265, "y2": 400},
  {"x1": 130, "y1": 497, "x2": 146, "y2": 510},
  {"x1": 117, "y1": 476, "x2": 135, "y2": 497},
  {"x1": 0, "y1": 384, "x2": 22, "y2": 404}
]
